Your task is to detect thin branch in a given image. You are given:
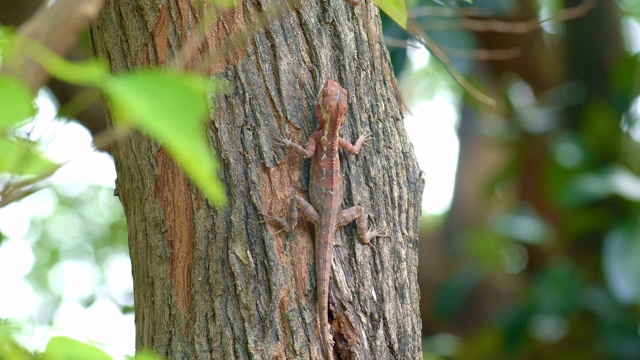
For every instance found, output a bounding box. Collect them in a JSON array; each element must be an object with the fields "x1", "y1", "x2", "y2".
[
  {"x1": 385, "y1": 35, "x2": 519, "y2": 60},
  {"x1": 92, "y1": 126, "x2": 134, "y2": 152},
  {"x1": 0, "y1": 164, "x2": 61, "y2": 208},
  {"x1": 537, "y1": 0, "x2": 595, "y2": 28},
  {"x1": 0, "y1": 0, "x2": 106, "y2": 93},
  {"x1": 383, "y1": 36, "x2": 420, "y2": 49},
  {"x1": 438, "y1": 45, "x2": 521, "y2": 60},
  {"x1": 421, "y1": 0, "x2": 596, "y2": 33},
  {"x1": 404, "y1": 0, "x2": 595, "y2": 107},
  {"x1": 410, "y1": 29, "x2": 496, "y2": 108},
  {"x1": 0, "y1": 0, "x2": 105, "y2": 208},
  {"x1": 411, "y1": 5, "x2": 494, "y2": 18}
]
